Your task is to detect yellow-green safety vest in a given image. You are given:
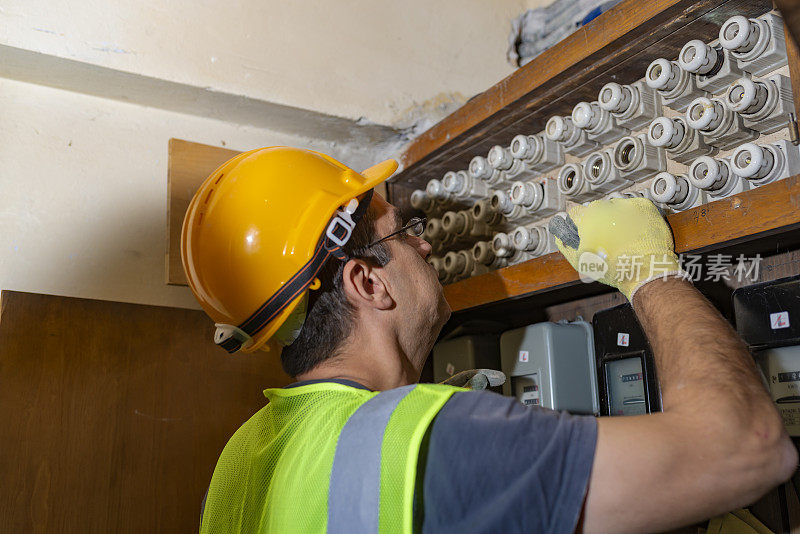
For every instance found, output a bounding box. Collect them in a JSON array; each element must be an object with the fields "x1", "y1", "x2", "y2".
[{"x1": 200, "y1": 382, "x2": 462, "y2": 533}]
